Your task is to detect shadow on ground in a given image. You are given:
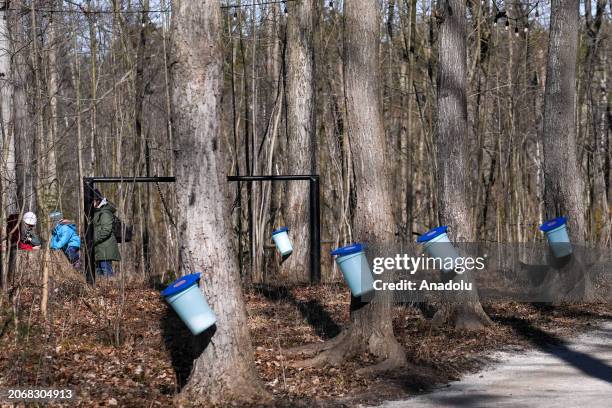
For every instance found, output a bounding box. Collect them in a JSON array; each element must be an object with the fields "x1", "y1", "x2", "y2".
[
  {"x1": 257, "y1": 285, "x2": 342, "y2": 339},
  {"x1": 161, "y1": 305, "x2": 215, "y2": 390},
  {"x1": 497, "y1": 316, "x2": 612, "y2": 384},
  {"x1": 531, "y1": 302, "x2": 612, "y2": 320}
]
